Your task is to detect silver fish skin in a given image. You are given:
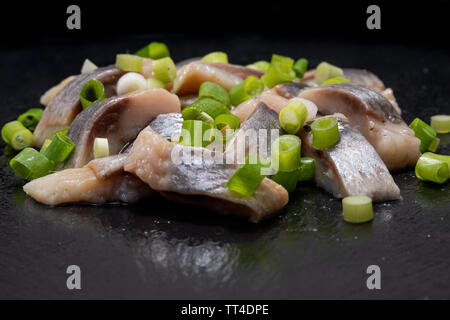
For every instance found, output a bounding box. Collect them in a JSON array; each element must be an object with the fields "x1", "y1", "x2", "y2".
[
  {"x1": 65, "y1": 88, "x2": 181, "y2": 168},
  {"x1": 23, "y1": 165, "x2": 153, "y2": 206},
  {"x1": 299, "y1": 83, "x2": 421, "y2": 170},
  {"x1": 299, "y1": 118, "x2": 400, "y2": 202},
  {"x1": 148, "y1": 113, "x2": 183, "y2": 141},
  {"x1": 172, "y1": 61, "x2": 263, "y2": 95},
  {"x1": 33, "y1": 65, "x2": 124, "y2": 147},
  {"x1": 124, "y1": 127, "x2": 289, "y2": 223}
]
